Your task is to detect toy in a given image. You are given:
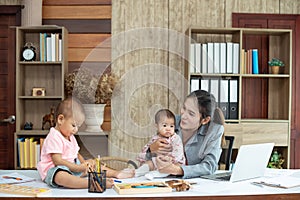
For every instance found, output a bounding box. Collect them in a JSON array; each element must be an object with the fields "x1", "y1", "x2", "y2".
[
  {"x1": 114, "y1": 181, "x2": 172, "y2": 194},
  {"x1": 165, "y1": 180, "x2": 191, "y2": 192},
  {"x1": 42, "y1": 107, "x2": 55, "y2": 130},
  {"x1": 24, "y1": 122, "x2": 33, "y2": 130},
  {"x1": 0, "y1": 184, "x2": 50, "y2": 197}
]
